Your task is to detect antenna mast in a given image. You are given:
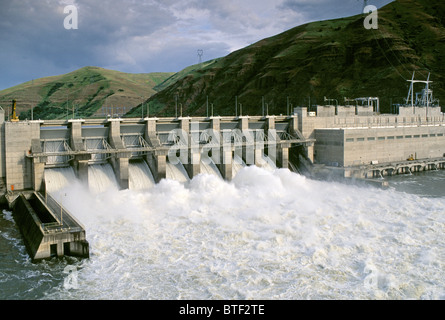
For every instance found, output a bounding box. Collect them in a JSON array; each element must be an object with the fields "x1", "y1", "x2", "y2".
[{"x1": 405, "y1": 71, "x2": 433, "y2": 113}]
